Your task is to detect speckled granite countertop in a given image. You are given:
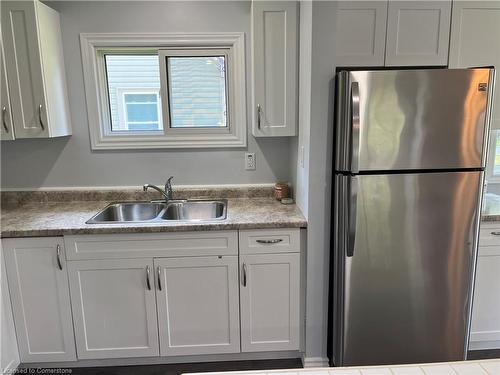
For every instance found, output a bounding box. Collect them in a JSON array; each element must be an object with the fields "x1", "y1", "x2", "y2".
[
  {"x1": 482, "y1": 193, "x2": 500, "y2": 222},
  {"x1": 0, "y1": 187, "x2": 307, "y2": 237}
]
